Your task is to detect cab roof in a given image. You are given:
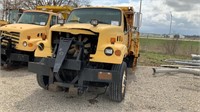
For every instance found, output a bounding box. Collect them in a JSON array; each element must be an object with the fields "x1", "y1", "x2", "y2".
[
  {"x1": 75, "y1": 6, "x2": 134, "y2": 12},
  {"x1": 23, "y1": 10, "x2": 58, "y2": 15}
]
